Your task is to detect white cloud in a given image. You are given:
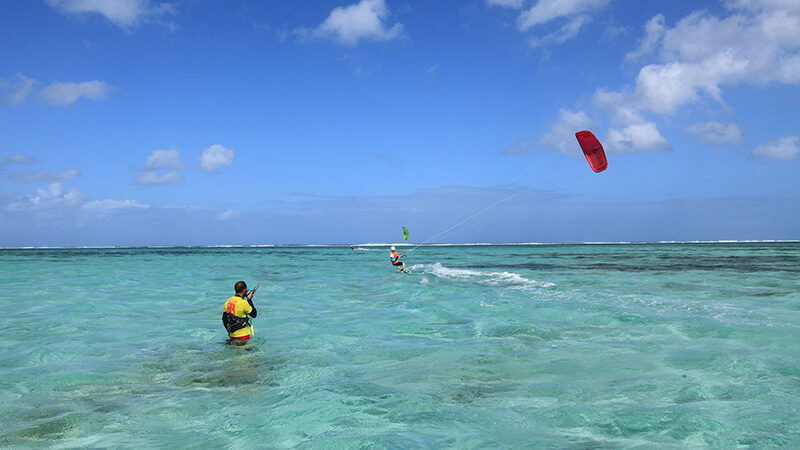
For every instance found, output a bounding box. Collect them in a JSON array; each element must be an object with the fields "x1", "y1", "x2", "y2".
[
  {"x1": 605, "y1": 122, "x2": 671, "y2": 154},
  {"x1": 138, "y1": 148, "x2": 185, "y2": 185},
  {"x1": 198, "y1": 144, "x2": 235, "y2": 172},
  {"x1": 597, "y1": 1, "x2": 800, "y2": 118},
  {"x1": 81, "y1": 199, "x2": 149, "y2": 210},
  {"x1": 4, "y1": 182, "x2": 150, "y2": 227},
  {"x1": 539, "y1": 109, "x2": 596, "y2": 155},
  {"x1": 685, "y1": 121, "x2": 746, "y2": 146},
  {"x1": 39, "y1": 80, "x2": 112, "y2": 106},
  {"x1": 608, "y1": 107, "x2": 647, "y2": 126},
  {"x1": 1, "y1": 73, "x2": 37, "y2": 105},
  {"x1": 2, "y1": 74, "x2": 111, "y2": 106},
  {"x1": 78, "y1": 199, "x2": 149, "y2": 224},
  {"x1": 6, "y1": 183, "x2": 86, "y2": 212},
  {"x1": 724, "y1": 0, "x2": 800, "y2": 13},
  {"x1": 305, "y1": 0, "x2": 404, "y2": 45},
  {"x1": 137, "y1": 170, "x2": 184, "y2": 185},
  {"x1": 625, "y1": 14, "x2": 666, "y2": 62},
  {"x1": 11, "y1": 168, "x2": 82, "y2": 183},
  {"x1": 638, "y1": 53, "x2": 748, "y2": 115},
  {"x1": 517, "y1": 0, "x2": 609, "y2": 31},
  {"x1": 602, "y1": 20, "x2": 627, "y2": 41},
  {"x1": 528, "y1": 15, "x2": 591, "y2": 48},
  {"x1": 215, "y1": 209, "x2": 241, "y2": 221},
  {"x1": 80, "y1": 199, "x2": 149, "y2": 215},
  {"x1": 594, "y1": 55, "x2": 748, "y2": 116},
  {"x1": 487, "y1": 0, "x2": 525, "y2": 9},
  {"x1": 661, "y1": 6, "x2": 800, "y2": 79},
  {"x1": 1, "y1": 154, "x2": 37, "y2": 167},
  {"x1": 144, "y1": 148, "x2": 186, "y2": 170},
  {"x1": 45, "y1": 0, "x2": 176, "y2": 29},
  {"x1": 501, "y1": 139, "x2": 530, "y2": 157},
  {"x1": 136, "y1": 144, "x2": 234, "y2": 185},
  {"x1": 753, "y1": 136, "x2": 800, "y2": 160}
]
